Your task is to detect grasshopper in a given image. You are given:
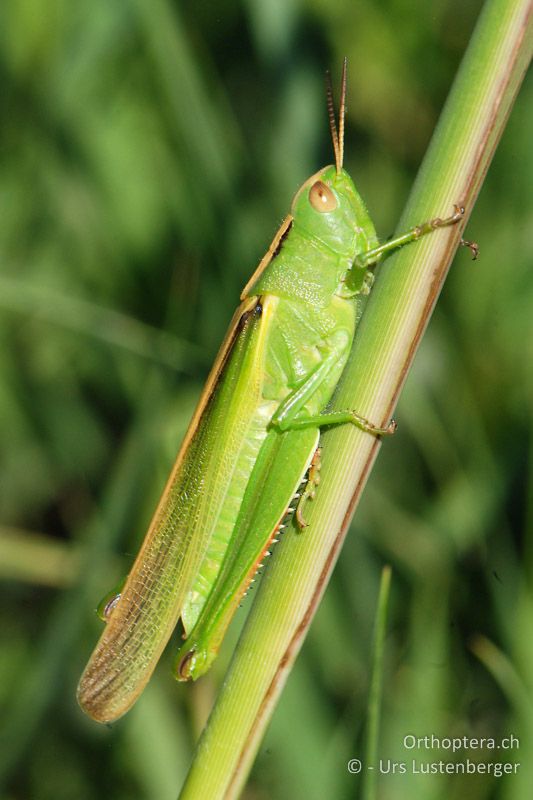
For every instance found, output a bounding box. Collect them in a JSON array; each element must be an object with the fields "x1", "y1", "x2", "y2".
[{"x1": 78, "y1": 61, "x2": 467, "y2": 723}]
